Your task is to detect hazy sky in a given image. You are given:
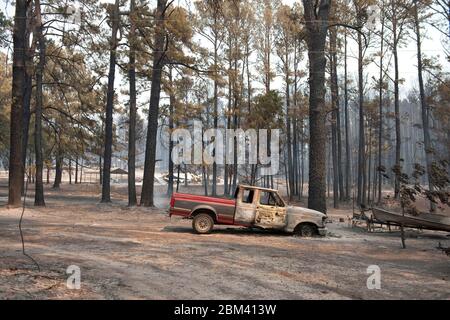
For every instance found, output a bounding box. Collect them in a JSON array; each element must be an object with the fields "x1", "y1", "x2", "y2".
[{"x1": 1, "y1": 0, "x2": 448, "y2": 100}]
